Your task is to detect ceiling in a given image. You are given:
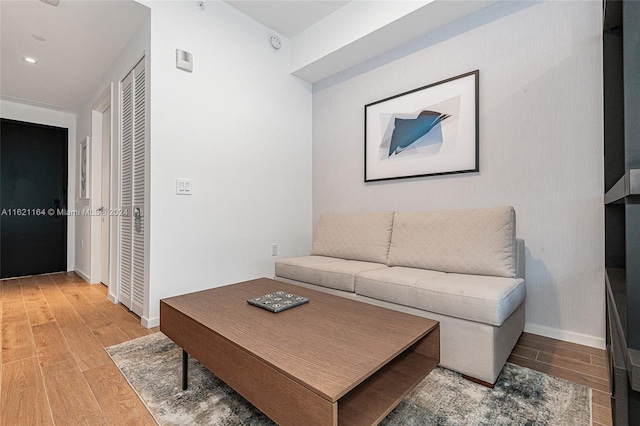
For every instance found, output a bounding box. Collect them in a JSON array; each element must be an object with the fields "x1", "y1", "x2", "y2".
[
  {"x1": 0, "y1": 0, "x2": 351, "y2": 113},
  {"x1": 223, "y1": 0, "x2": 351, "y2": 39},
  {"x1": 0, "y1": 0, "x2": 149, "y2": 113},
  {"x1": 0, "y1": 1, "x2": 490, "y2": 112}
]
